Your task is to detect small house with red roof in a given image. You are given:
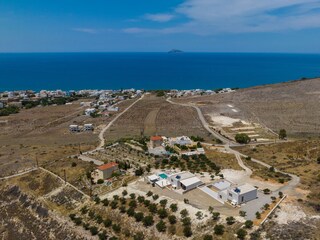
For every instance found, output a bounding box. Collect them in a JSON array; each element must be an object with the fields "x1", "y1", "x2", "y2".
[
  {"x1": 96, "y1": 162, "x2": 119, "y2": 180},
  {"x1": 150, "y1": 136, "x2": 163, "y2": 148}
]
